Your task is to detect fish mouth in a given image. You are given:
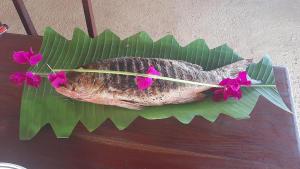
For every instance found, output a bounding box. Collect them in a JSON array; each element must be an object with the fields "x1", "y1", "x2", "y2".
[
  {"x1": 55, "y1": 85, "x2": 93, "y2": 101},
  {"x1": 55, "y1": 86, "x2": 75, "y2": 98},
  {"x1": 55, "y1": 85, "x2": 81, "y2": 99}
]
